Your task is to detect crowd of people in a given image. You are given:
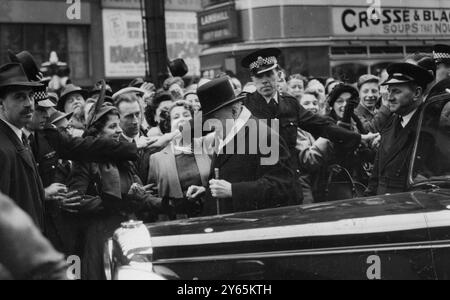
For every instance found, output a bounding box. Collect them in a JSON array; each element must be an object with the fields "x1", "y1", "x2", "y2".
[{"x1": 0, "y1": 43, "x2": 449, "y2": 280}]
